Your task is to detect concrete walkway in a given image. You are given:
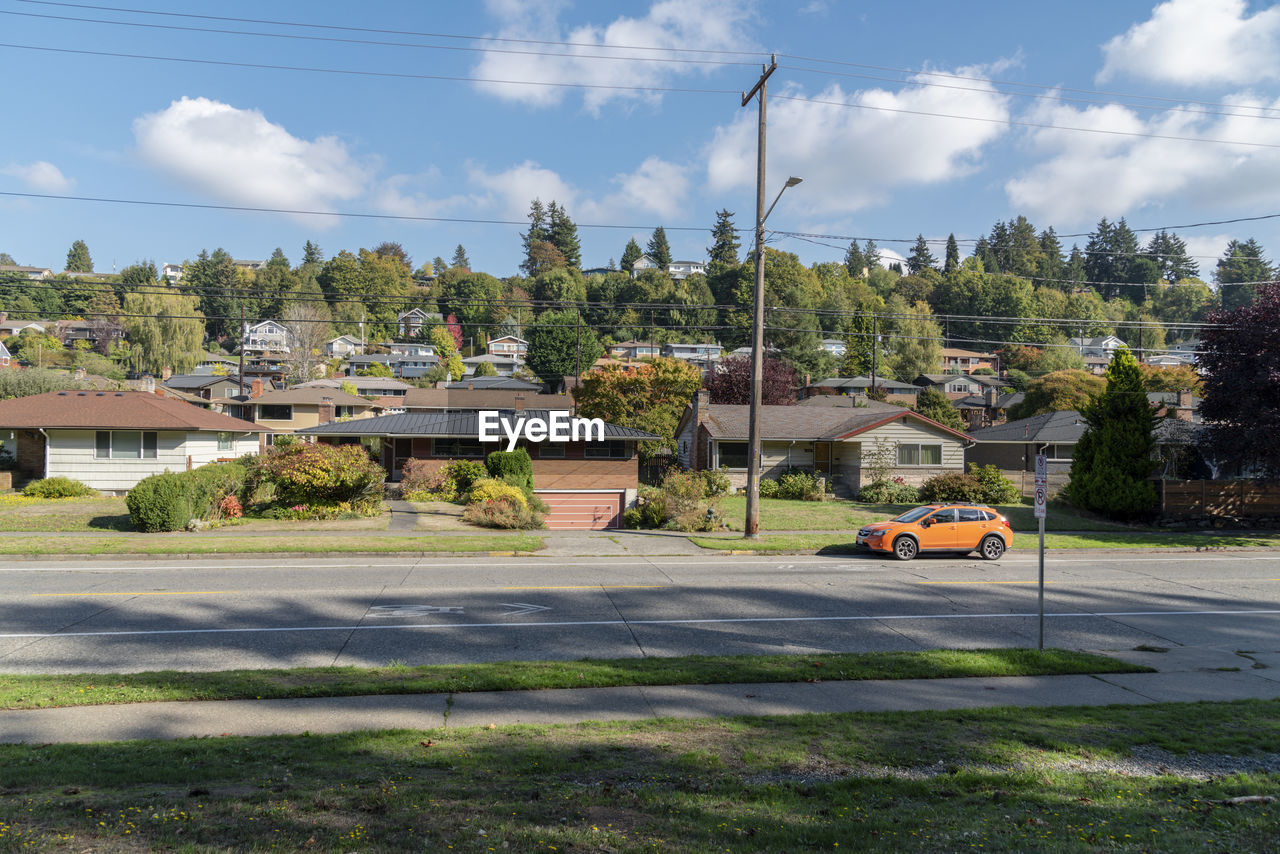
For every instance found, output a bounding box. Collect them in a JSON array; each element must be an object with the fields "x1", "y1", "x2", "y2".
[{"x1": 5, "y1": 646, "x2": 1279, "y2": 744}]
